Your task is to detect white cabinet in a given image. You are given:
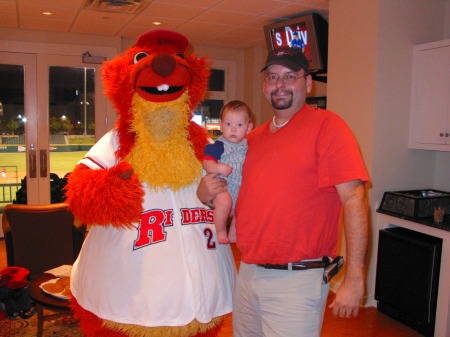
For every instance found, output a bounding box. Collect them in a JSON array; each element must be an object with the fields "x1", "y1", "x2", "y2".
[{"x1": 409, "y1": 39, "x2": 450, "y2": 151}]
